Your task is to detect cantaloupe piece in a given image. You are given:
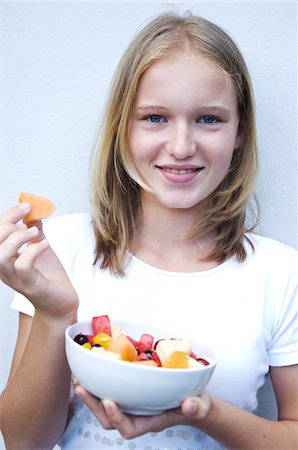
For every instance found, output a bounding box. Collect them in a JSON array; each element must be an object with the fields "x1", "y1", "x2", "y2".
[
  {"x1": 163, "y1": 351, "x2": 189, "y2": 369},
  {"x1": 108, "y1": 334, "x2": 138, "y2": 362},
  {"x1": 19, "y1": 193, "x2": 55, "y2": 222}
]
